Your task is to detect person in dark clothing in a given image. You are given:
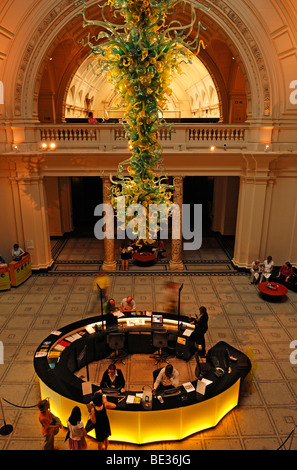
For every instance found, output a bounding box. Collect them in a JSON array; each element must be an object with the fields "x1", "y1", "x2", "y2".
[
  {"x1": 189, "y1": 306, "x2": 209, "y2": 355},
  {"x1": 100, "y1": 363, "x2": 125, "y2": 393},
  {"x1": 275, "y1": 262, "x2": 294, "y2": 286},
  {"x1": 90, "y1": 392, "x2": 116, "y2": 450}
]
